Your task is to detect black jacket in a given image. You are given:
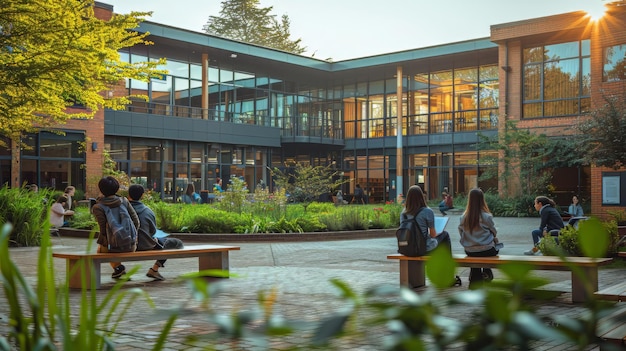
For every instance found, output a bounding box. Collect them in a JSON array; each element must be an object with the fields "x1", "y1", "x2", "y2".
[{"x1": 540, "y1": 205, "x2": 565, "y2": 232}]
